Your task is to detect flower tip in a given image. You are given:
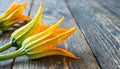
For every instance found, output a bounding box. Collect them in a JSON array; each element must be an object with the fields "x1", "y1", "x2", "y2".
[
  {"x1": 13, "y1": 0, "x2": 16, "y2": 4},
  {"x1": 61, "y1": 16, "x2": 65, "y2": 20},
  {"x1": 28, "y1": 16, "x2": 32, "y2": 20},
  {"x1": 55, "y1": 48, "x2": 78, "y2": 59},
  {"x1": 64, "y1": 52, "x2": 78, "y2": 59},
  {"x1": 19, "y1": 2, "x2": 28, "y2": 9},
  {"x1": 60, "y1": 16, "x2": 64, "y2": 24},
  {"x1": 22, "y1": 13, "x2": 32, "y2": 20},
  {"x1": 39, "y1": 2, "x2": 43, "y2": 10},
  {"x1": 23, "y1": 2, "x2": 29, "y2": 7},
  {"x1": 71, "y1": 28, "x2": 77, "y2": 32},
  {"x1": 70, "y1": 55, "x2": 79, "y2": 59},
  {"x1": 54, "y1": 17, "x2": 64, "y2": 28}
]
